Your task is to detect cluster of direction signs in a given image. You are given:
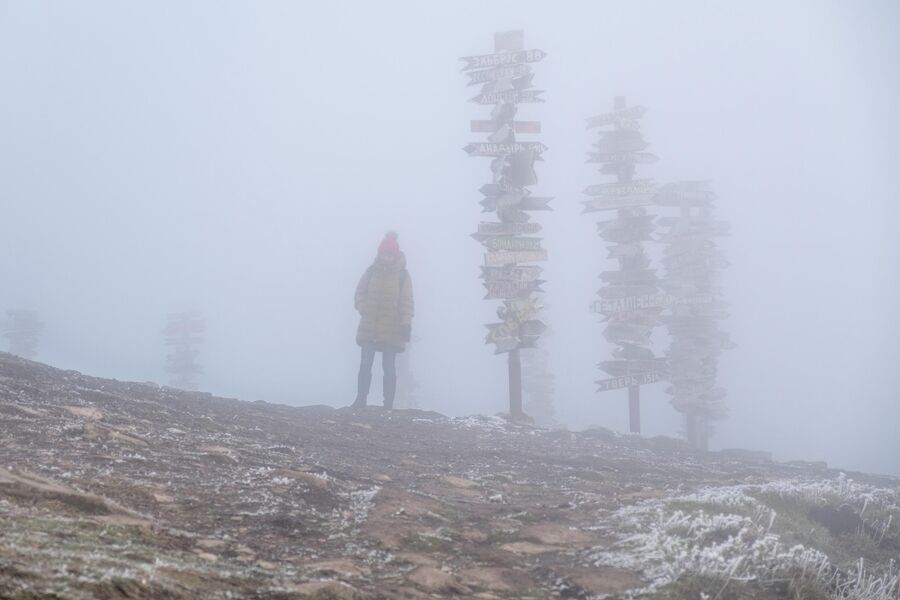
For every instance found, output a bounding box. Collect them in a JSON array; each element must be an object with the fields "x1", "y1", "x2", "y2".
[
  {"x1": 656, "y1": 182, "x2": 734, "y2": 446},
  {"x1": 2, "y1": 309, "x2": 43, "y2": 359},
  {"x1": 583, "y1": 99, "x2": 667, "y2": 396},
  {"x1": 162, "y1": 311, "x2": 205, "y2": 390},
  {"x1": 460, "y1": 31, "x2": 550, "y2": 354}
]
